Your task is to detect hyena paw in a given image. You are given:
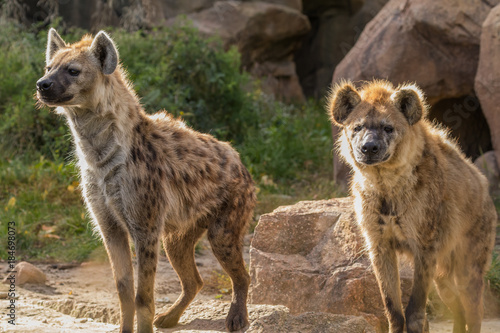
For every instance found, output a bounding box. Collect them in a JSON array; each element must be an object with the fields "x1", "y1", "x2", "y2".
[
  {"x1": 153, "y1": 311, "x2": 181, "y2": 328},
  {"x1": 226, "y1": 305, "x2": 249, "y2": 332}
]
